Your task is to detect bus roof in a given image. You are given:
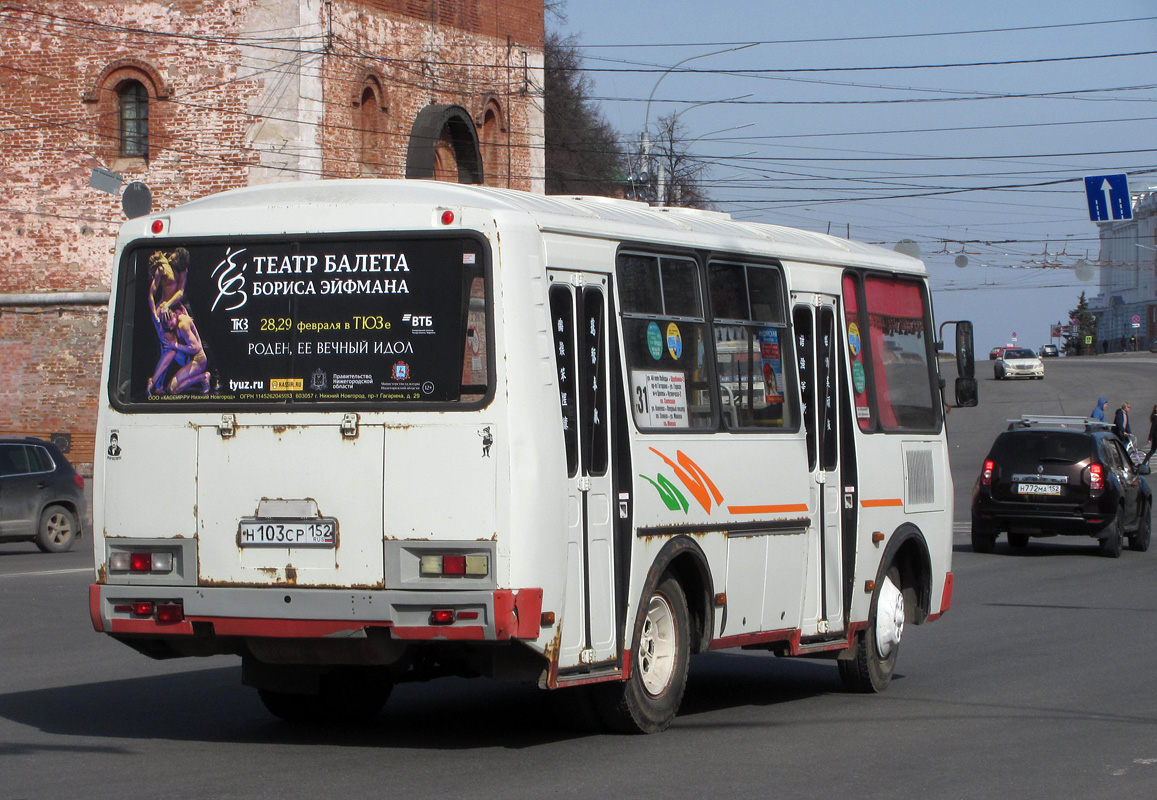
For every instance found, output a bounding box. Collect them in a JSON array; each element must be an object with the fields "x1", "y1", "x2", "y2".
[{"x1": 125, "y1": 179, "x2": 925, "y2": 275}]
